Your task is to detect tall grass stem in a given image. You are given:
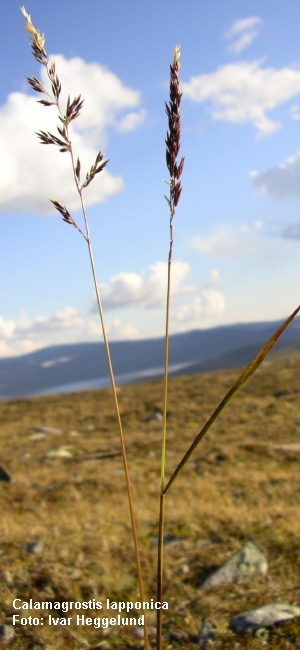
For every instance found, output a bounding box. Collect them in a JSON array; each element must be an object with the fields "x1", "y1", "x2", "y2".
[
  {"x1": 157, "y1": 45, "x2": 184, "y2": 650},
  {"x1": 20, "y1": 8, "x2": 149, "y2": 648}
]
